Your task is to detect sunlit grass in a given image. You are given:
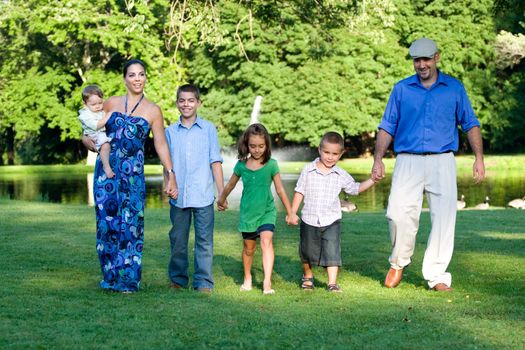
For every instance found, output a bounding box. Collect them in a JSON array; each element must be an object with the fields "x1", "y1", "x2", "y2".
[
  {"x1": 477, "y1": 232, "x2": 525, "y2": 240},
  {"x1": 1, "y1": 199, "x2": 524, "y2": 349}
]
